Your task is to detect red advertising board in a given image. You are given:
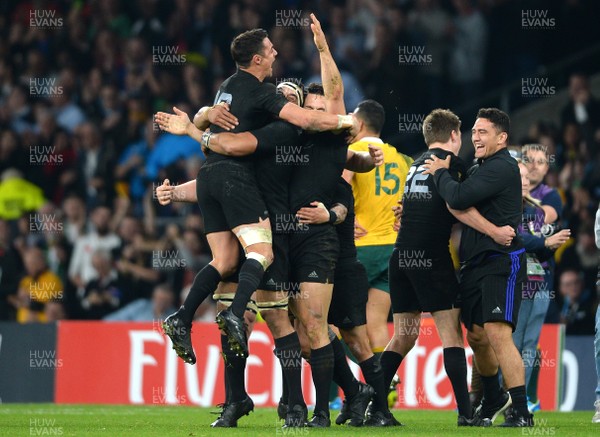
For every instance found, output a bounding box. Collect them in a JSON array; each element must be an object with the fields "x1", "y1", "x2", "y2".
[{"x1": 55, "y1": 320, "x2": 562, "y2": 409}]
